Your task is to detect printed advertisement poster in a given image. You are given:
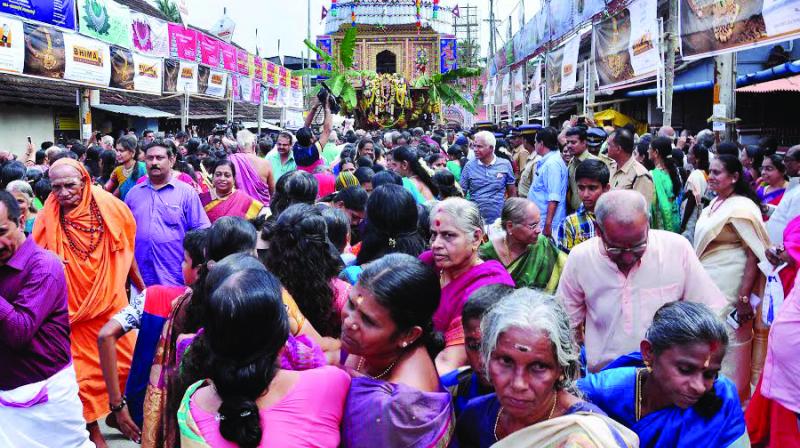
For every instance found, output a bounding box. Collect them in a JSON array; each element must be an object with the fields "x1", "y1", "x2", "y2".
[
  {"x1": 0, "y1": 0, "x2": 76, "y2": 30},
  {"x1": 234, "y1": 74, "x2": 252, "y2": 102},
  {"x1": 109, "y1": 45, "x2": 133, "y2": 90},
  {"x1": 548, "y1": 0, "x2": 574, "y2": 42},
  {"x1": 439, "y1": 37, "x2": 457, "y2": 74},
  {"x1": 63, "y1": 33, "x2": 111, "y2": 87},
  {"x1": 251, "y1": 80, "x2": 261, "y2": 104},
  {"x1": 0, "y1": 18, "x2": 25, "y2": 74},
  {"x1": 199, "y1": 33, "x2": 220, "y2": 67},
  {"x1": 546, "y1": 45, "x2": 563, "y2": 96},
  {"x1": 513, "y1": 68, "x2": 525, "y2": 107},
  {"x1": 132, "y1": 52, "x2": 161, "y2": 94},
  {"x1": 204, "y1": 68, "x2": 227, "y2": 97},
  {"x1": 163, "y1": 58, "x2": 197, "y2": 93},
  {"x1": 23, "y1": 22, "x2": 65, "y2": 78},
  {"x1": 220, "y1": 41, "x2": 236, "y2": 71},
  {"x1": 78, "y1": 0, "x2": 131, "y2": 48},
  {"x1": 130, "y1": 12, "x2": 168, "y2": 57},
  {"x1": 594, "y1": 0, "x2": 659, "y2": 88},
  {"x1": 235, "y1": 48, "x2": 248, "y2": 75},
  {"x1": 168, "y1": 23, "x2": 197, "y2": 62},
  {"x1": 266, "y1": 84, "x2": 279, "y2": 105},
  {"x1": 254, "y1": 57, "x2": 262, "y2": 81},
  {"x1": 247, "y1": 53, "x2": 255, "y2": 78},
  {"x1": 514, "y1": 12, "x2": 548, "y2": 62},
  {"x1": 527, "y1": 60, "x2": 542, "y2": 105},
  {"x1": 559, "y1": 33, "x2": 580, "y2": 94},
  {"x1": 678, "y1": 0, "x2": 800, "y2": 60}
]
